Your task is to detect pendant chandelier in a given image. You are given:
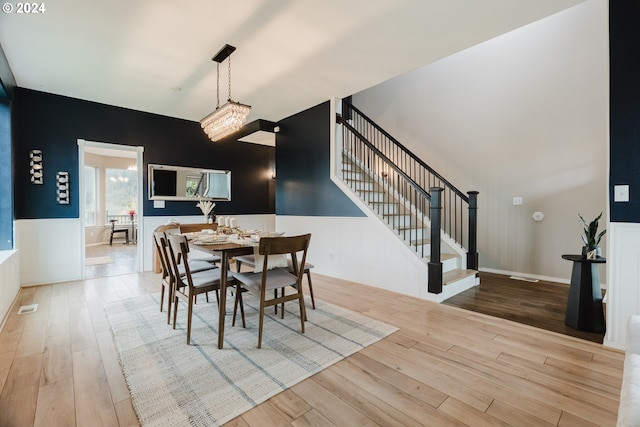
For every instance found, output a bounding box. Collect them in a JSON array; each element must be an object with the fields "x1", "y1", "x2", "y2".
[{"x1": 200, "y1": 44, "x2": 251, "y2": 142}]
